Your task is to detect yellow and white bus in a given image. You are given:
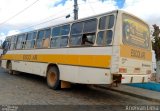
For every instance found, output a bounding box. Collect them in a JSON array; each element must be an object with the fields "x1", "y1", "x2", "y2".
[{"x1": 0, "y1": 10, "x2": 152, "y2": 89}]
